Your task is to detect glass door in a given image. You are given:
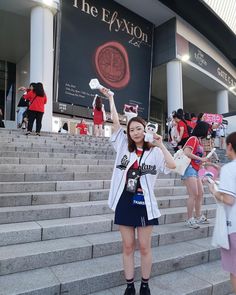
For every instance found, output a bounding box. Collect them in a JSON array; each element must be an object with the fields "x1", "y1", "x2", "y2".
[{"x1": 0, "y1": 60, "x2": 16, "y2": 121}]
